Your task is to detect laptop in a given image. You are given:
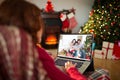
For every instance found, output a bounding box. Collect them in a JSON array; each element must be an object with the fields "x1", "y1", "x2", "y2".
[{"x1": 55, "y1": 34, "x2": 93, "y2": 73}]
